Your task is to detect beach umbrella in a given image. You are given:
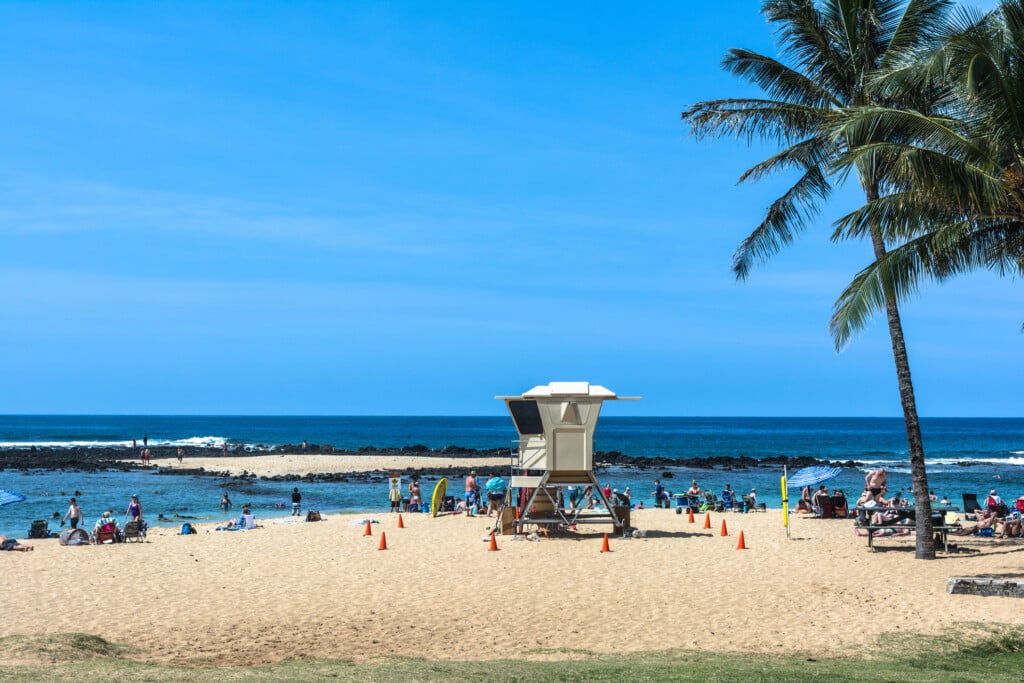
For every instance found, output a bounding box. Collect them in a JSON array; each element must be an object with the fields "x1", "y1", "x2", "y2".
[
  {"x1": 0, "y1": 490, "x2": 27, "y2": 506},
  {"x1": 785, "y1": 466, "x2": 842, "y2": 490},
  {"x1": 485, "y1": 476, "x2": 507, "y2": 493}
]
